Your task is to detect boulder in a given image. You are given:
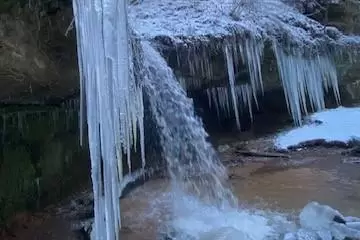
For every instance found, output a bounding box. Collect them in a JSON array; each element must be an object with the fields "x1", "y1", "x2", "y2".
[{"x1": 286, "y1": 201, "x2": 360, "y2": 240}]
